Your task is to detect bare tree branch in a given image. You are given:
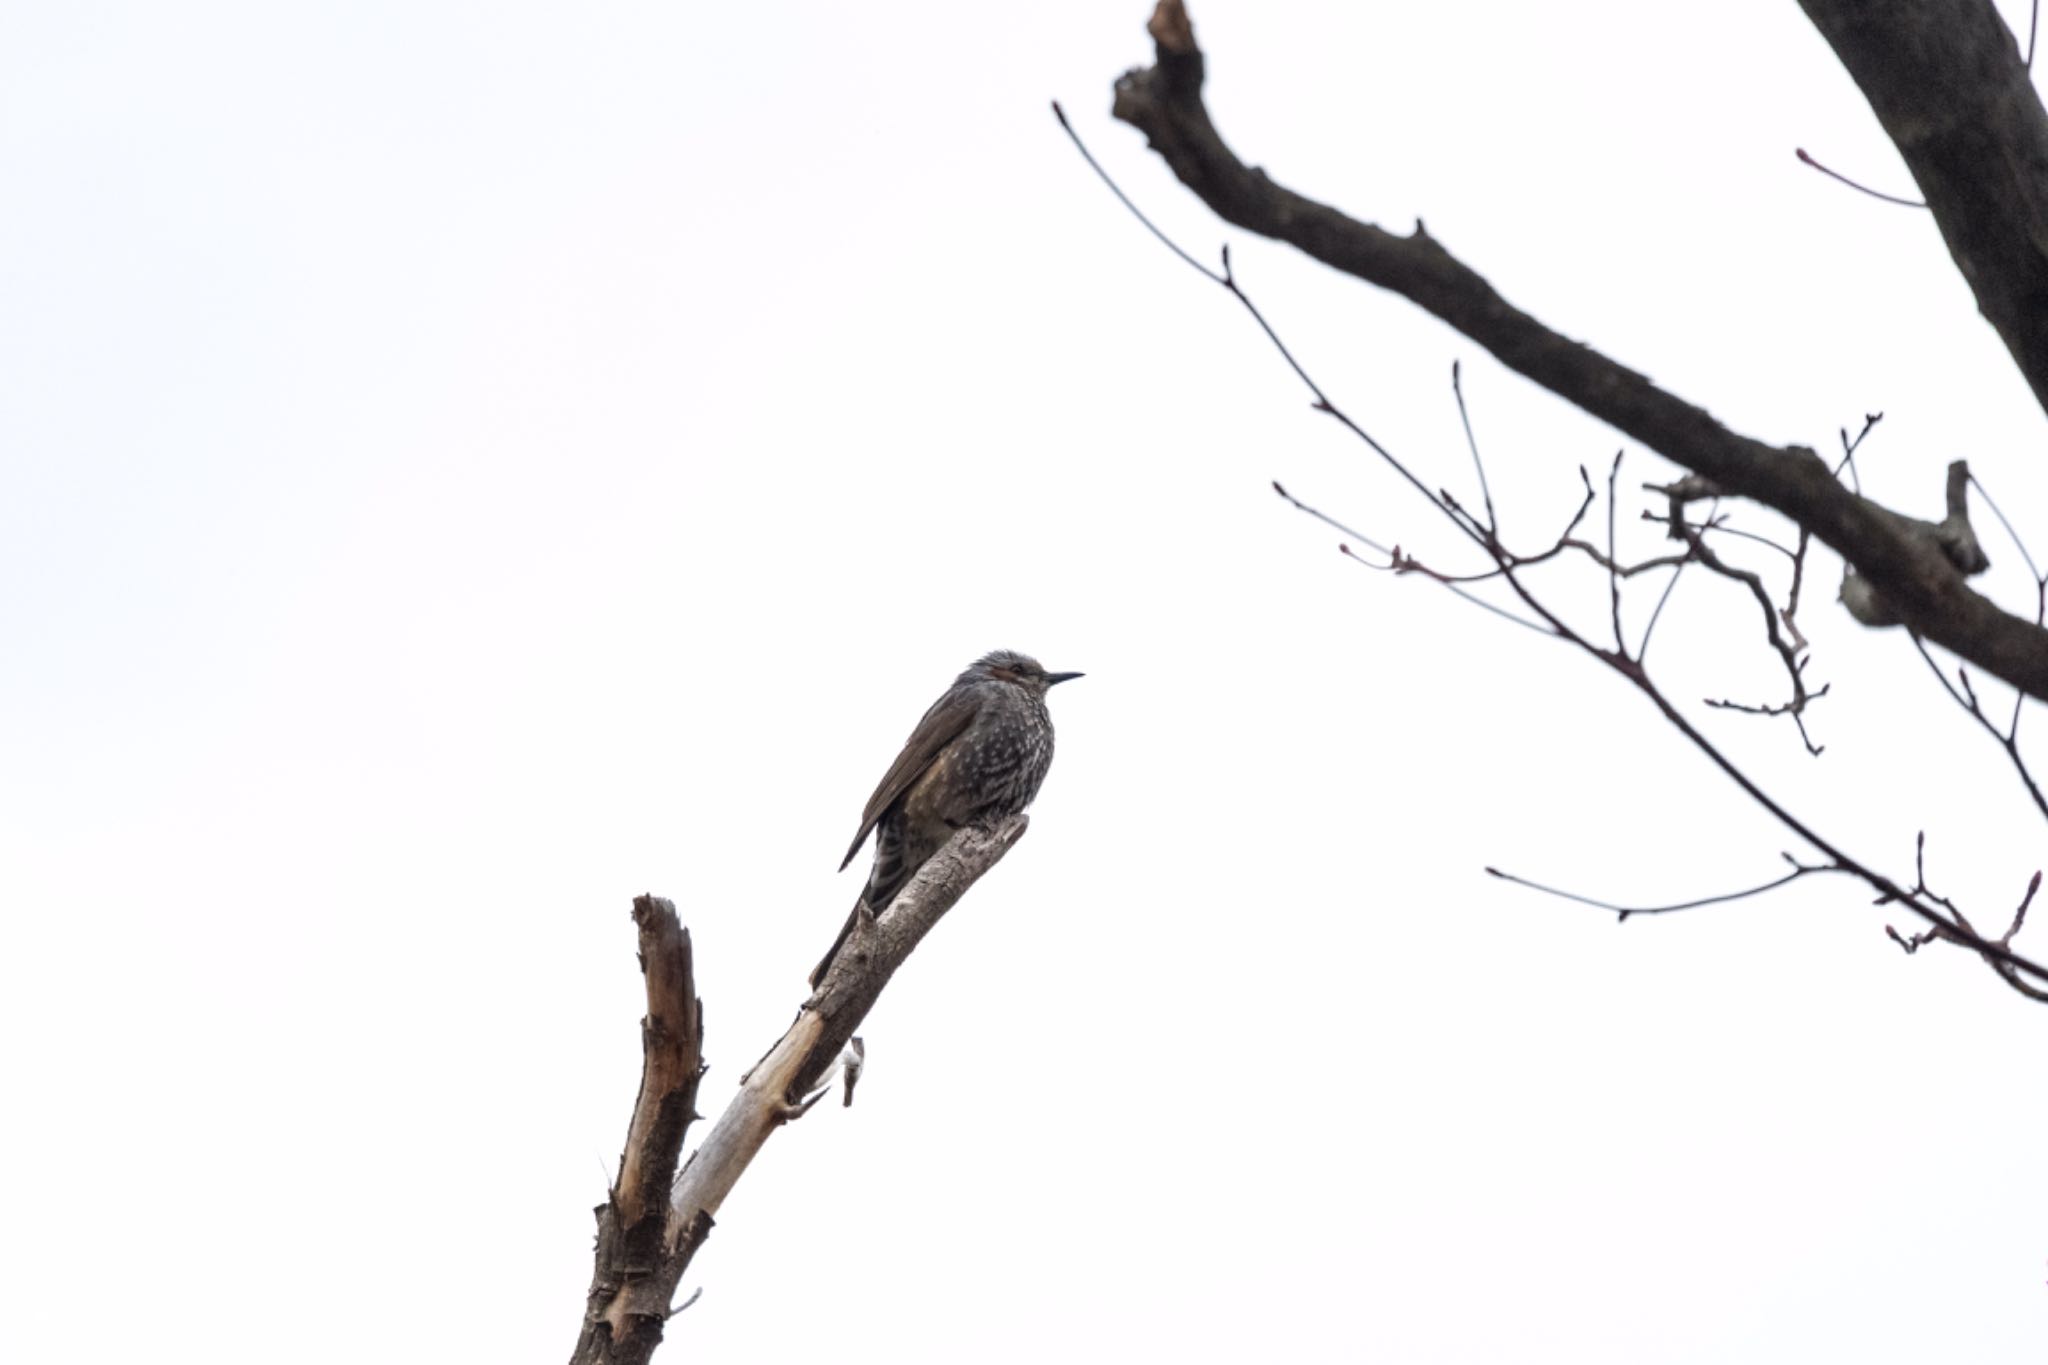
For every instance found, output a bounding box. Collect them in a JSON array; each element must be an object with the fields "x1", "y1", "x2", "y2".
[
  {"x1": 1486, "y1": 857, "x2": 1842, "y2": 921},
  {"x1": 1798, "y1": 0, "x2": 2048, "y2": 415},
  {"x1": 572, "y1": 898, "x2": 706, "y2": 1365},
  {"x1": 1061, "y1": 64, "x2": 2048, "y2": 999},
  {"x1": 664, "y1": 816, "x2": 1029, "y2": 1255},
  {"x1": 1104, "y1": 0, "x2": 2048, "y2": 701},
  {"x1": 1793, "y1": 146, "x2": 1926, "y2": 208},
  {"x1": 1908, "y1": 634, "x2": 2048, "y2": 823},
  {"x1": 569, "y1": 819, "x2": 1028, "y2": 1364},
  {"x1": 1885, "y1": 847, "x2": 2048, "y2": 1002}
]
